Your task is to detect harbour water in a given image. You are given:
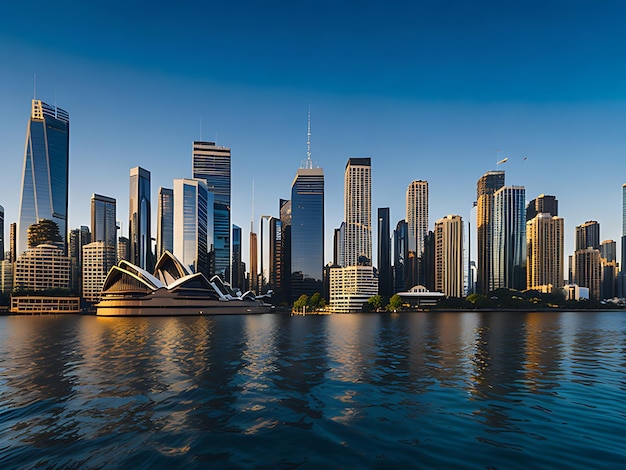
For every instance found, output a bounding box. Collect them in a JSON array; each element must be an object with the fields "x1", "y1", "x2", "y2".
[{"x1": 1, "y1": 311, "x2": 625, "y2": 468}]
